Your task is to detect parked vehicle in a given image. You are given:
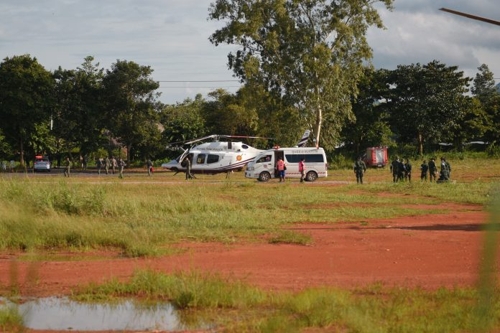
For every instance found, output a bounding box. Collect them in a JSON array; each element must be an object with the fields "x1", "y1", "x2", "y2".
[
  {"x1": 363, "y1": 147, "x2": 388, "y2": 168},
  {"x1": 245, "y1": 147, "x2": 328, "y2": 182},
  {"x1": 34, "y1": 155, "x2": 51, "y2": 172}
]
